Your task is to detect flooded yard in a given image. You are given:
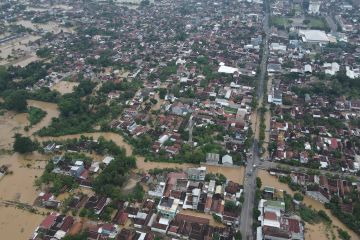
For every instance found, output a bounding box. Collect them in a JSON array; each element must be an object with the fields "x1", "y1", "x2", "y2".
[
  {"x1": 0, "y1": 34, "x2": 41, "y2": 66},
  {"x1": 51, "y1": 81, "x2": 79, "y2": 95},
  {"x1": 257, "y1": 170, "x2": 358, "y2": 240},
  {"x1": 40, "y1": 132, "x2": 245, "y2": 184},
  {"x1": 15, "y1": 20, "x2": 75, "y2": 34}
]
